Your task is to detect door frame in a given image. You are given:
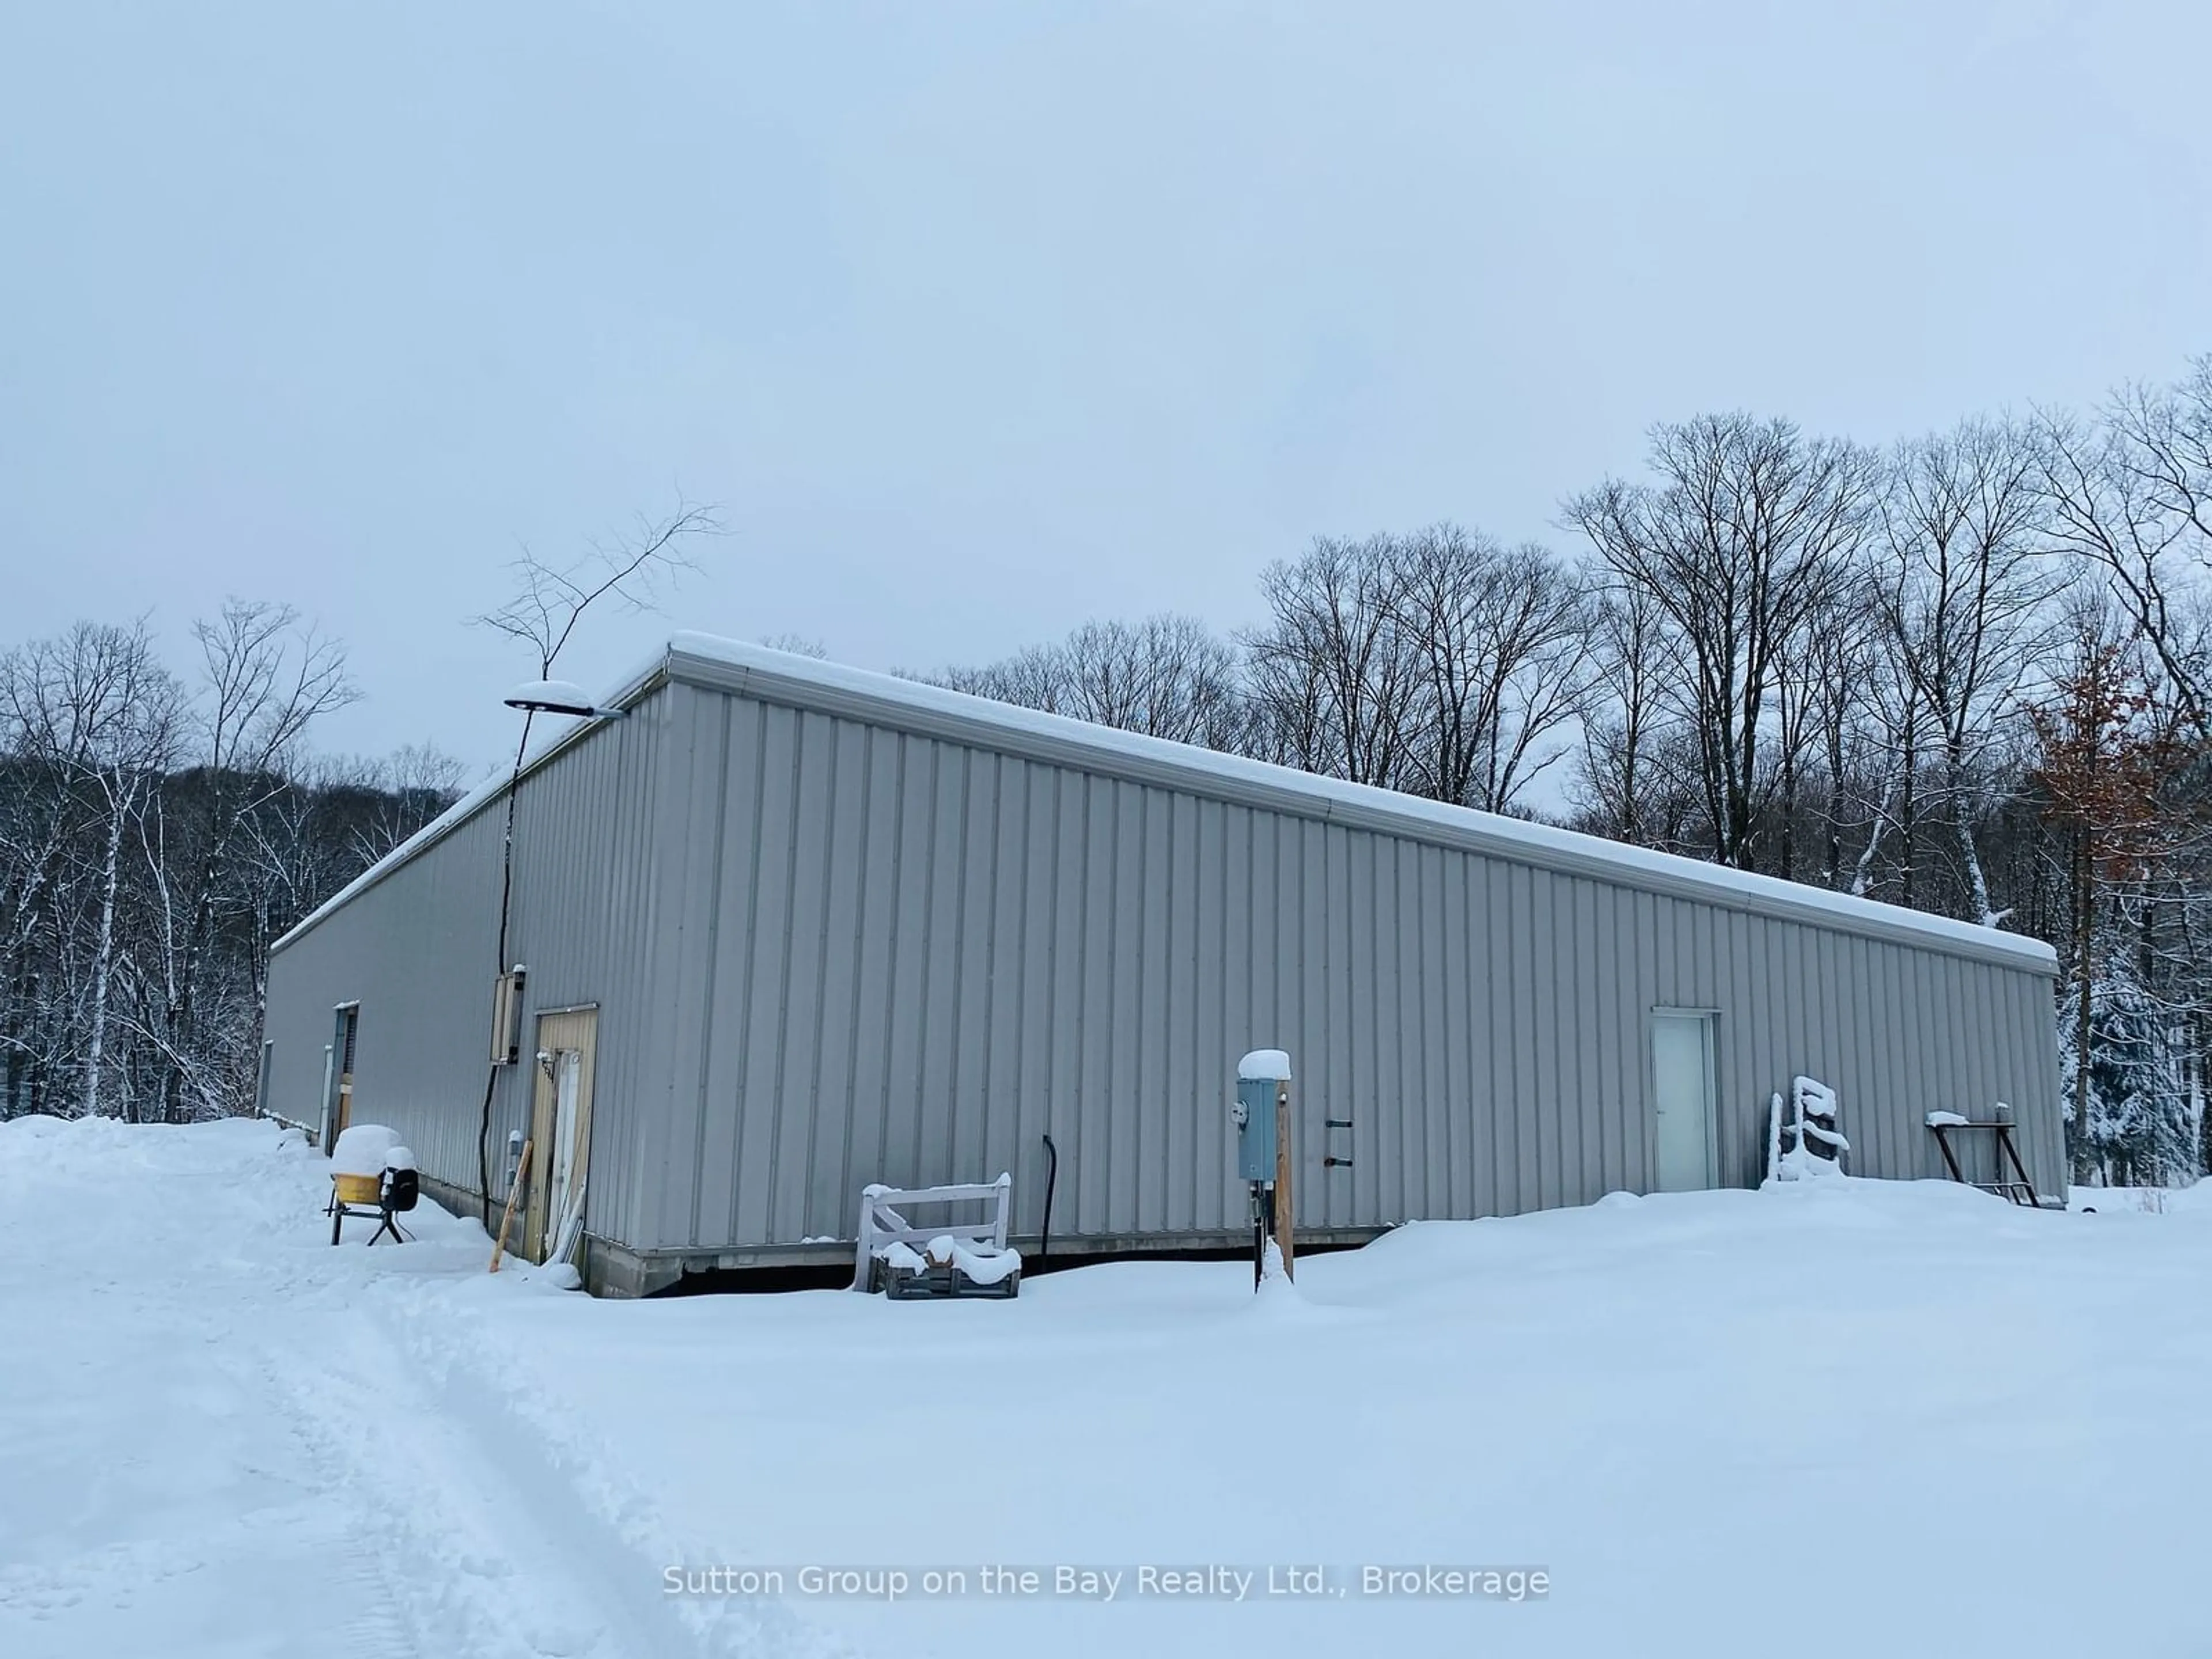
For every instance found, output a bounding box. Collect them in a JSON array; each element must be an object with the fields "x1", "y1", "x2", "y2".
[
  {"x1": 1648, "y1": 1006, "x2": 1720, "y2": 1191},
  {"x1": 327, "y1": 1002, "x2": 360, "y2": 1147},
  {"x1": 524, "y1": 1005, "x2": 599, "y2": 1264}
]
